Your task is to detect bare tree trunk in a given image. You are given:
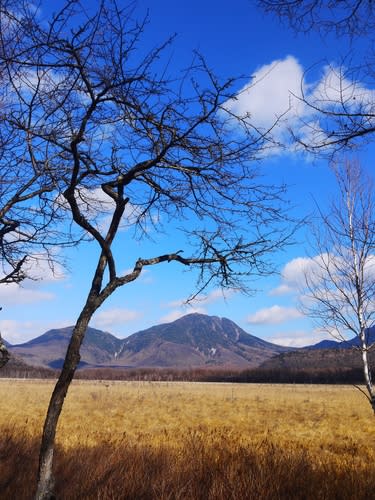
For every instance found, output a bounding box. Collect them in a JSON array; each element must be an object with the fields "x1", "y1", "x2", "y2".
[
  {"x1": 360, "y1": 339, "x2": 375, "y2": 414},
  {"x1": 35, "y1": 302, "x2": 97, "y2": 500},
  {"x1": 0, "y1": 333, "x2": 10, "y2": 368}
]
